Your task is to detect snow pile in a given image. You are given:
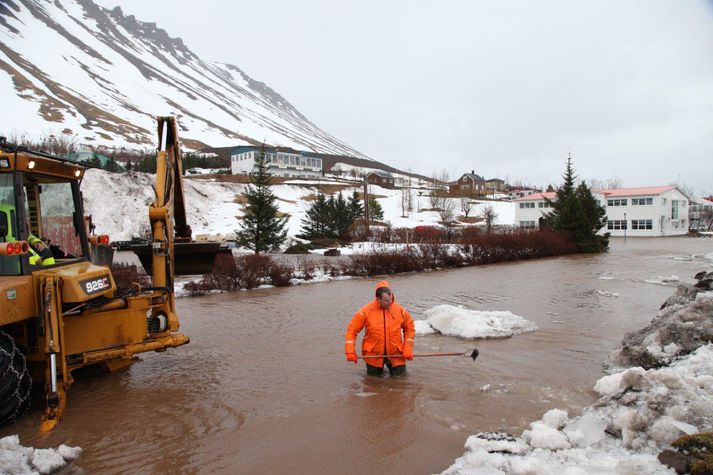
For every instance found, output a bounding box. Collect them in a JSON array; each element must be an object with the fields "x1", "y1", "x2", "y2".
[
  {"x1": 444, "y1": 345, "x2": 713, "y2": 474},
  {"x1": 595, "y1": 290, "x2": 619, "y2": 298},
  {"x1": 0, "y1": 435, "x2": 81, "y2": 475},
  {"x1": 612, "y1": 270, "x2": 713, "y2": 369},
  {"x1": 442, "y1": 272, "x2": 713, "y2": 475},
  {"x1": 415, "y1": 305, "x2": 537, "y2": 339}
]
